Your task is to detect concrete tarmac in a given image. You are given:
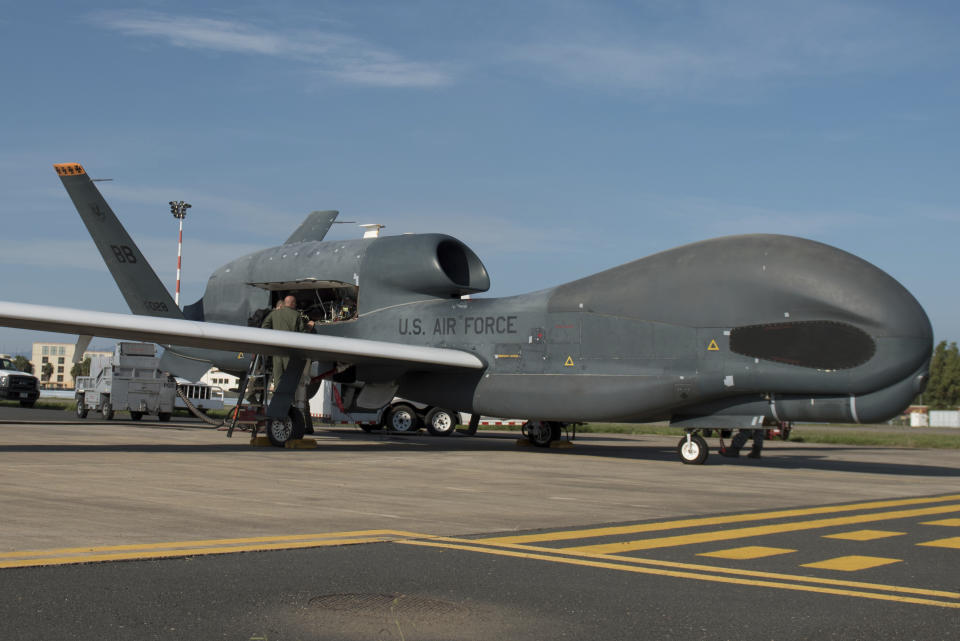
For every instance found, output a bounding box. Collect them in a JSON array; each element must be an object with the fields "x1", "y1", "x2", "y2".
[
  {"x1": 0, "y1": 414, "x2": 957, "y2": 551},
  {"x1": 1, "y1": 412, "x2": 958, "y2": 639}
]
